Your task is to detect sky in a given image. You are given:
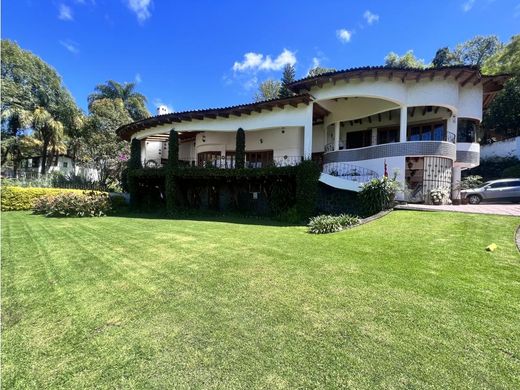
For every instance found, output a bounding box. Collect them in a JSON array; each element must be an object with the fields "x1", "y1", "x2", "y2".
[{"x1": 2, "y1": 0, "x2": 519, "y2": 115}]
